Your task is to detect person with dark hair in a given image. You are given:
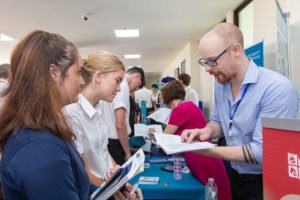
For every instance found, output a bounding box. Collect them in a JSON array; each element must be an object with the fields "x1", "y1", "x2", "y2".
[
  {"x1": 64, "y1": 51, "x2": 141, "y2": 200},
  {"x1": 0, "y1": 30, "x2": 95, "y2": 199},
  {"x1": 159, "y1": 76, "x2": 175, "y2": 108},
  {"x1": 151, "y1": 84, "x2": 160, "y2": 108},
  {"x1": 154, "y1": 80, "x2": 231, "y2": 200},
  {"x1": 0, "y1": 63, "x2": 9, "y2": 107},
  {"x1": 182, "y1": 23, "x2": 299, "y2": 200},
  {"x1": 101, "y1": 66, "x2": 145, "y2": 165},
  {"x1": 178, "y1": 73, "x2": 199, "y2": 106}
]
